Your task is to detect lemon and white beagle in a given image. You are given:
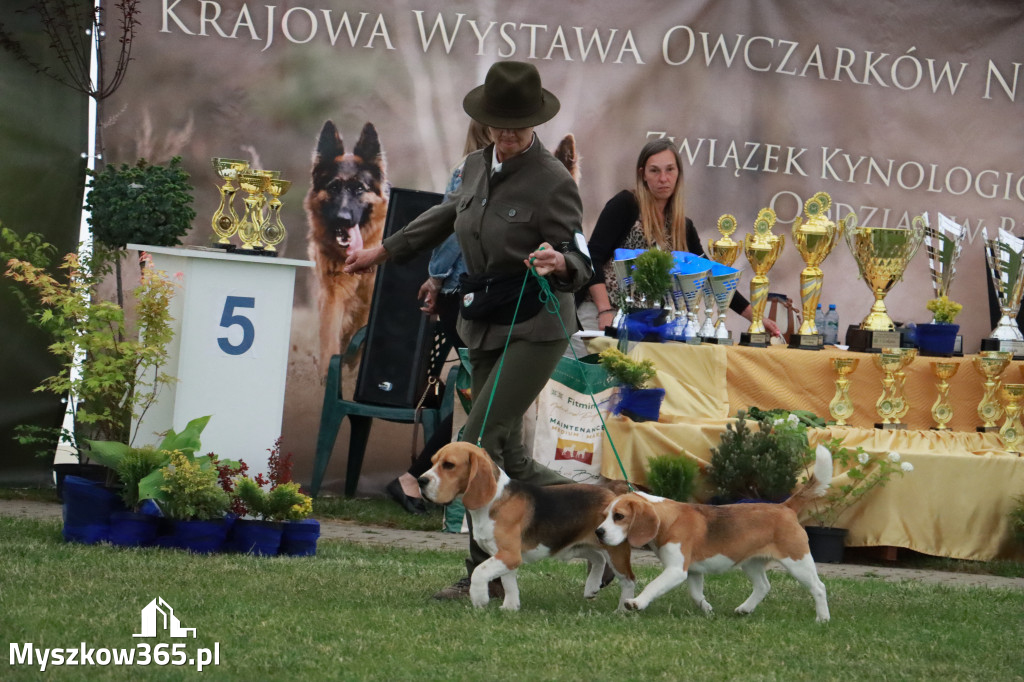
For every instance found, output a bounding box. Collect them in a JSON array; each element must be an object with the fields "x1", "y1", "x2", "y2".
[
  {"x1": 418, "y1": 442, "x2": 636, "y2": 611},
  {"x1": 596, "y1": 444, "x2": 834, "y2": 622}
]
